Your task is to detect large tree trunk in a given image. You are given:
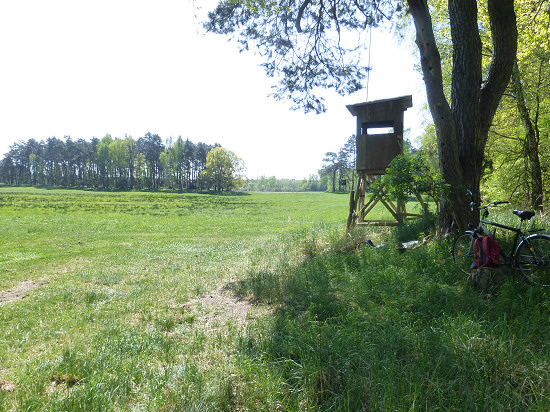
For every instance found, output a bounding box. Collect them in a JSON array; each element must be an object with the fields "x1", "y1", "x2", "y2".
[{"x1": 407, "y1": 0, "x2": 517, "y2": 232}]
